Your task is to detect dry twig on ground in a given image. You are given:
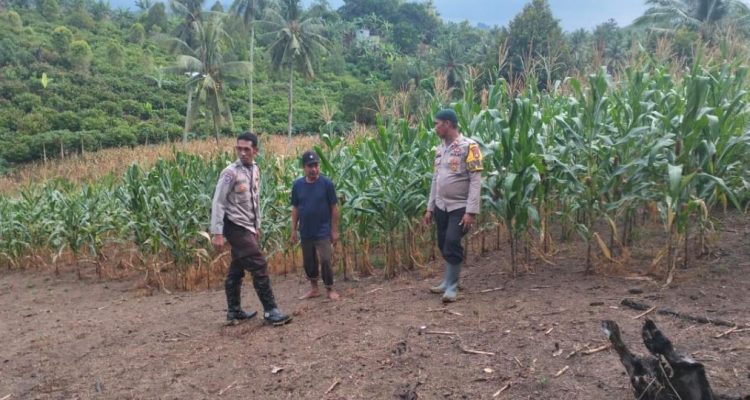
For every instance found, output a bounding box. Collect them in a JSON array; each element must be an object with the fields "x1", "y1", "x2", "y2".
[
  {"x1": 218, "y1": 380, "x2": 237, "y2": 396},
  {"x1": 554, "y1": 365, "x2": 569, "y2": 377},
  {"x1": 424, "y1": 330, "x2": 456, "y2": 335},
  {"x1": 458, "y1": 343, "x2": 495, "y2": 356},
  {"x1": 492, "y1": 382, "x2": 511, "y2": 397},
  {"x1": 324, "y1": 379, "x2": 340, "y2": 394},
  {"x1": 631, "y1": 306, "x2": 656, "y2": 319}
]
